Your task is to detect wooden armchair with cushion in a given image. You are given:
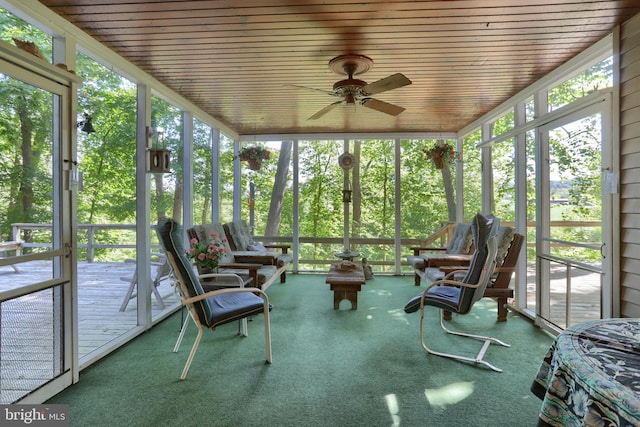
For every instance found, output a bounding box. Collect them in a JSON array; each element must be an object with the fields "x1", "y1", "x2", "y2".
[
  {"x1": 223, "y1": 220, "x2": 292, "y2": 284},
  {"x1": 421, "y1": 226, "x2": 515, "y2": 284},
  {"x1": 188, "y1": 223, "x2": 285, "y2": 291},
  {"x1": 407, "y1": 223, "x2": 474, "y2": 286},
  {"x1": 438, "y1": 232, "x2": 524, "y2": 322}
]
